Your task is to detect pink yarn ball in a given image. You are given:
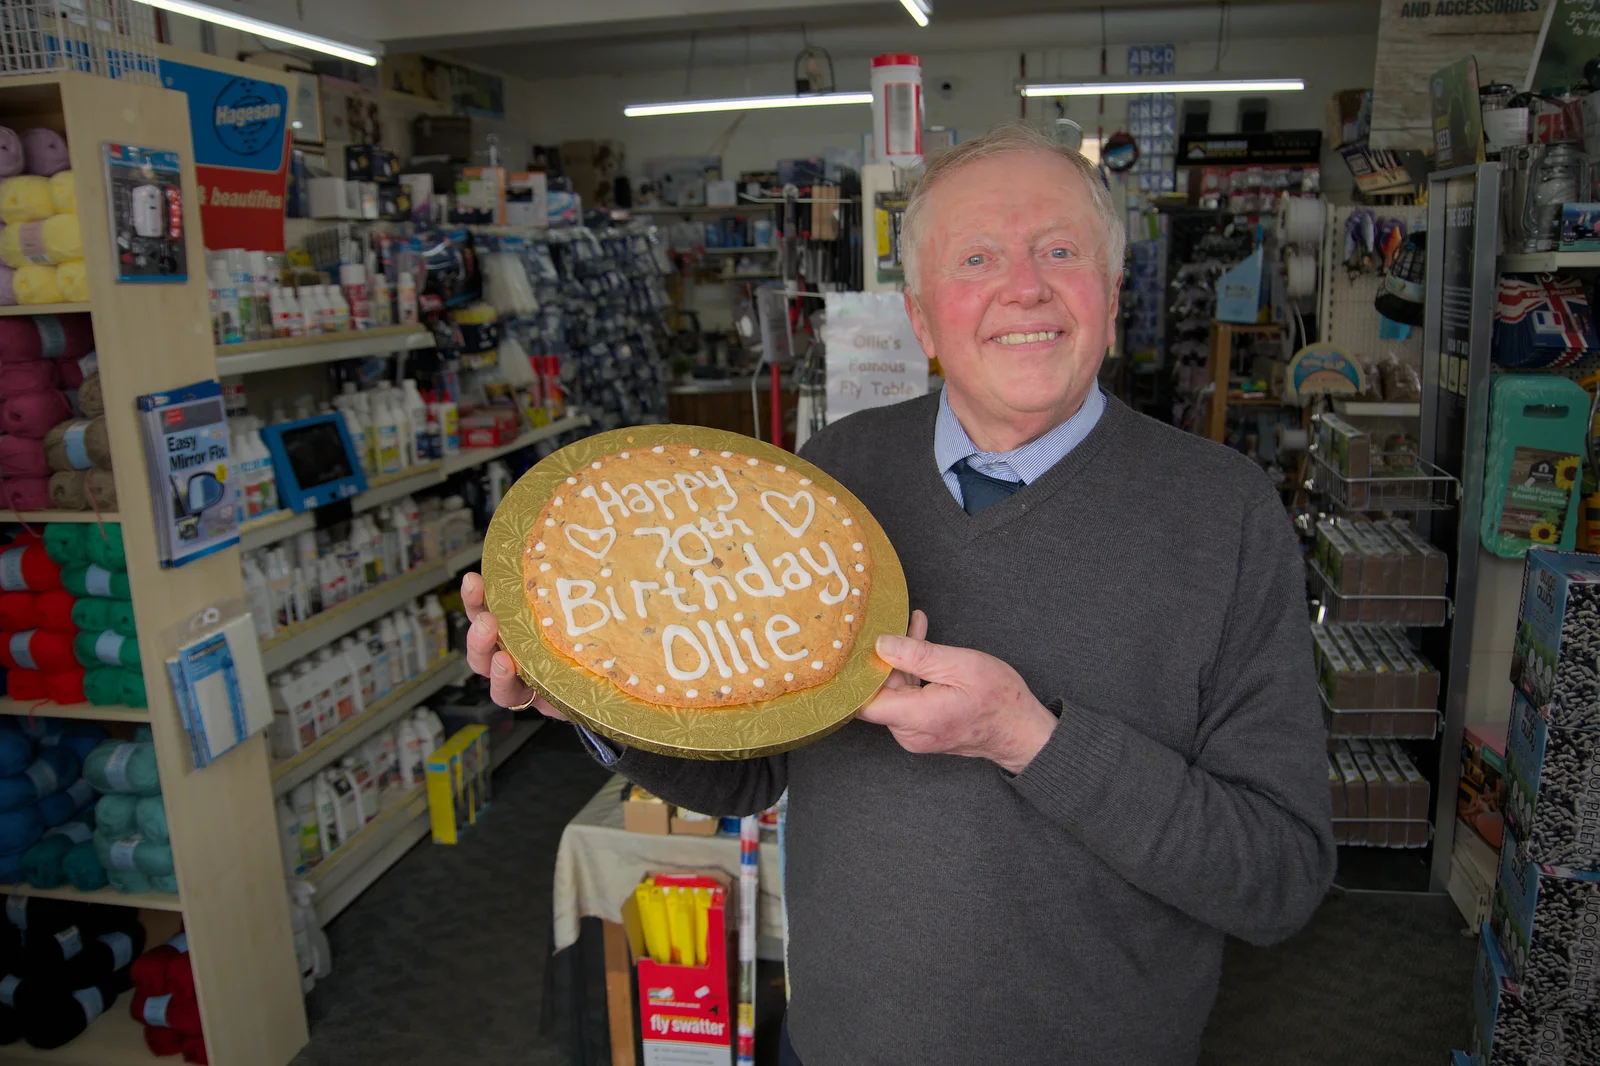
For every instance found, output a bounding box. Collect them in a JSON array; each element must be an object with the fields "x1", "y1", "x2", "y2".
[
  {"x1": 20, "y1": 129, "x2": 68, "y2": 177},
  {"x1": 0, "y1": 129, "x2": 22, "y2": 179},
  {"x1": 0, "y1": 390, "x2": 70, "y2": 439}
]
